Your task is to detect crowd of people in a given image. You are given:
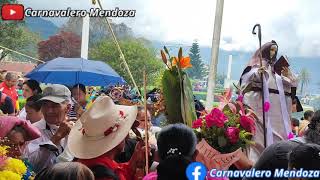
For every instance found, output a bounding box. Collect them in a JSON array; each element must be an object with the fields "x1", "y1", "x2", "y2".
[{"x1": 0, "y1": 69, "x2": 320, "y2": 180}]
